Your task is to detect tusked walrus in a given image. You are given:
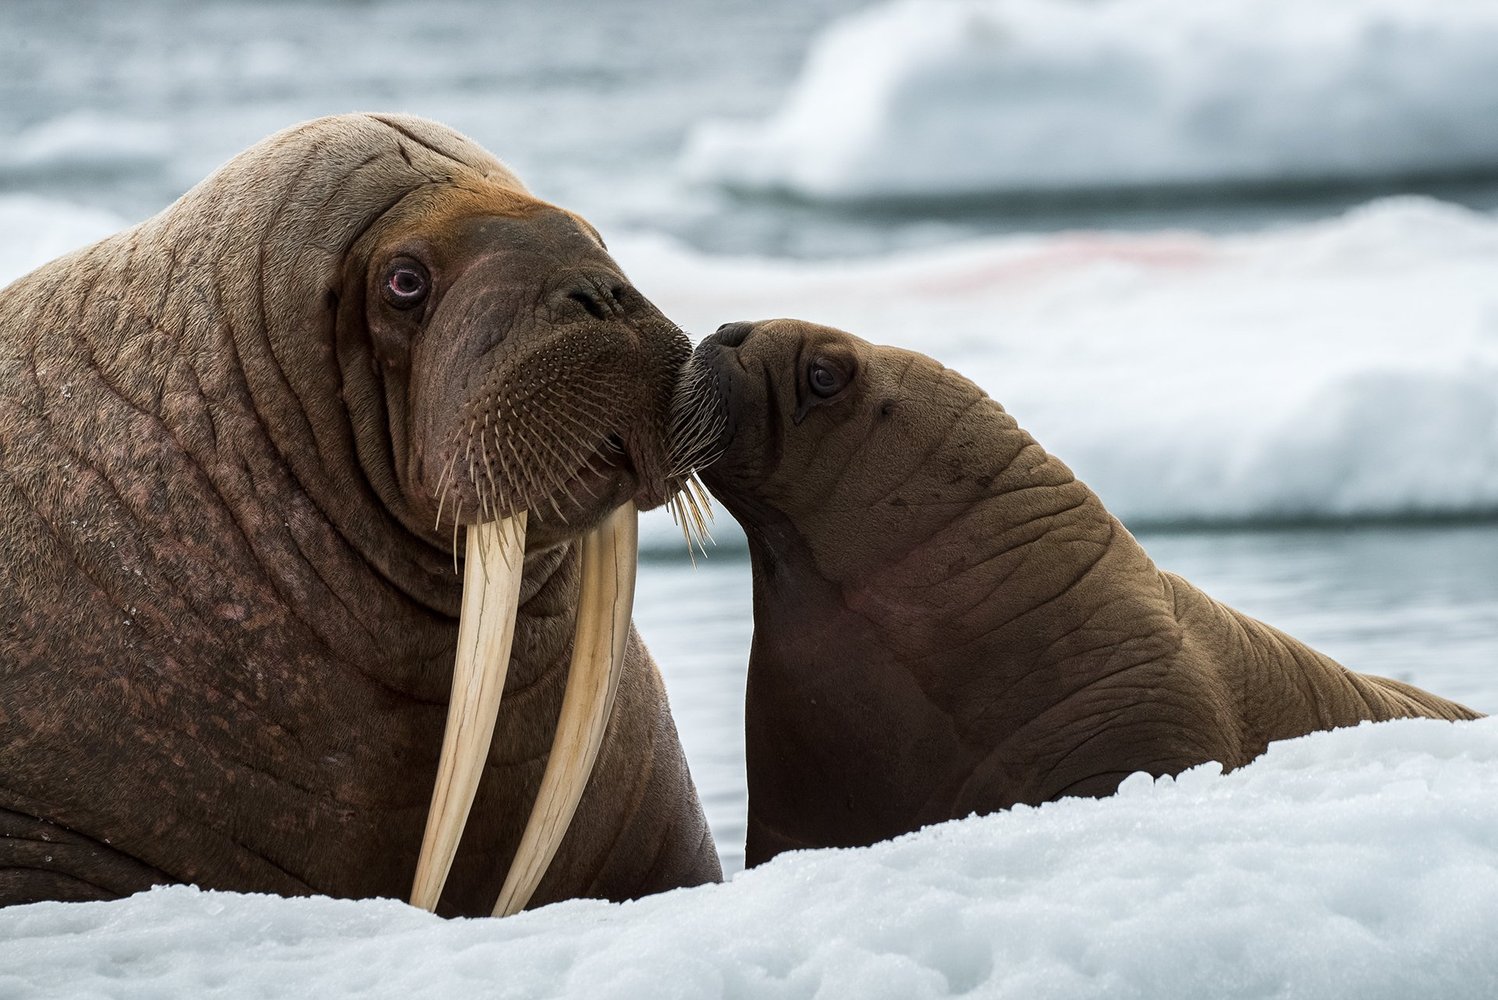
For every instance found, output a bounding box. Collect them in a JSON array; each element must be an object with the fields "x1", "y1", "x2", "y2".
[{"x1": 0, "y1": 114, "x2": 724, "y2": 914}]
